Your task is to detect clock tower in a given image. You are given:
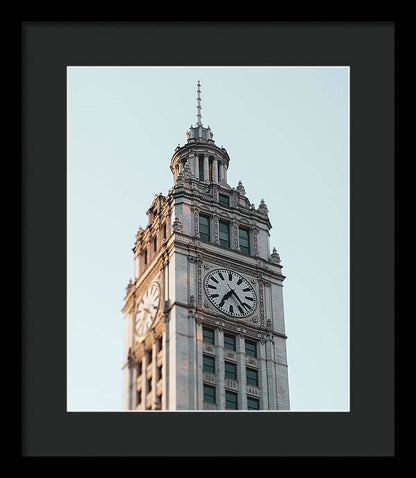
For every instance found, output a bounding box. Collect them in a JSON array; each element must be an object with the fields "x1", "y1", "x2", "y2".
[{"x1": 122, "y1": 82, "x2": 290, "y2": 410}]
